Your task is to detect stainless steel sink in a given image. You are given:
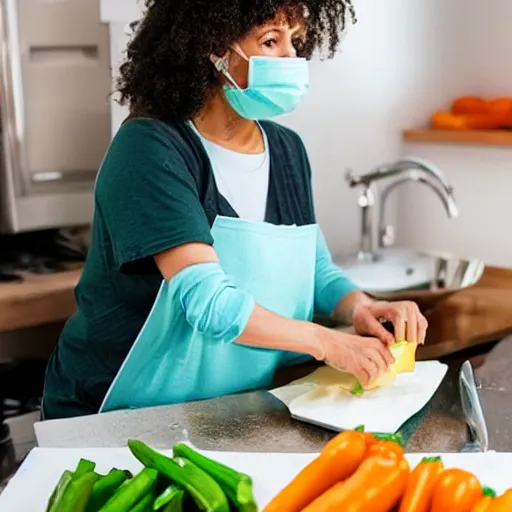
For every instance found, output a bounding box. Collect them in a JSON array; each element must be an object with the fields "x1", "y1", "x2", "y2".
[{"x1": 338, "y1": 247, "x2": 485, "y2": 301}]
